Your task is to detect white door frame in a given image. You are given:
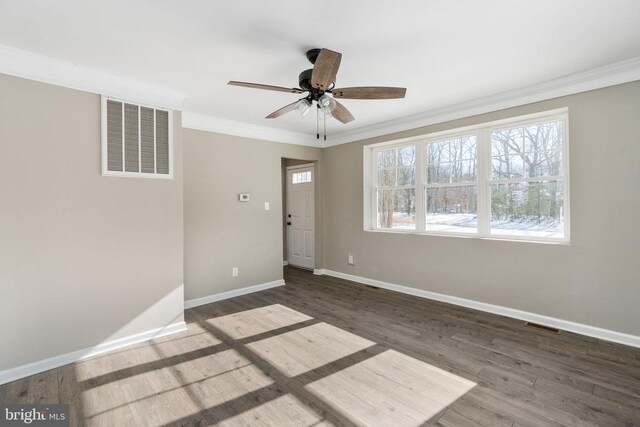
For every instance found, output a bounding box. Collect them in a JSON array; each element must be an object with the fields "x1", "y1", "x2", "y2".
[{"x1": 285, "y1": 163, "x2": 315, "y2": 270}]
